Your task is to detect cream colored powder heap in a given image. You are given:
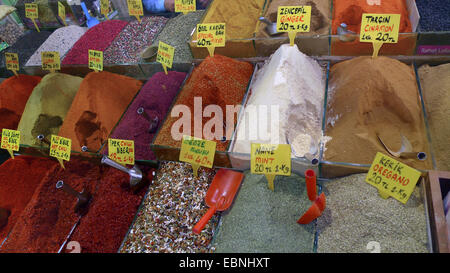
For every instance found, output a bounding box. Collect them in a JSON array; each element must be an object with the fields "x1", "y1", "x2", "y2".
[
  {"x1": 419, "y1": 63, "x2": 450, "y2": 171},
  {"x1": 232, "y1": 44, "x2": 326, "y2": 157}
]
